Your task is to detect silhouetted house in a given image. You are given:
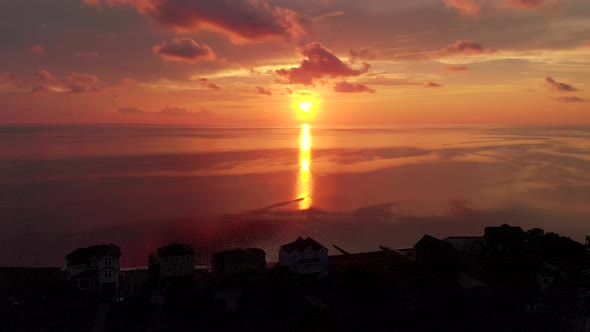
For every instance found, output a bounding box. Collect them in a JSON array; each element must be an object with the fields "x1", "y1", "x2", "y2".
[
  {"x1": 329, "y1": 250, "x2": 420, "y2": 286},
  {"x1": 443, "y1": 236, "x2": 484, "y2": 254},
  {"x1": 414, "y1": 235, "x2": 458, "y2": 281},
  {"x1": 211, "y1": 248, "x2": 266, "y2": 280},
  {"x1": 586, "y1": 235, "x2": 590, "y2": 248},
  {"x1": 65, "y1": 244, "x2": 121, "y2": 294},
  {"x1": 484, "y1": 224, "x2": 525, "y2": 254},
  {"x1": 156, "y1": 243, "x2": 195, "y2": 280},
  {"x1": 279, "y1": 237, "x2": 328, "y2": 275}
]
